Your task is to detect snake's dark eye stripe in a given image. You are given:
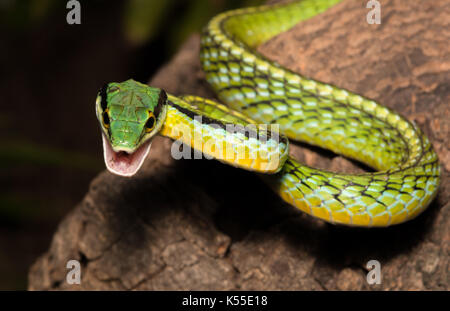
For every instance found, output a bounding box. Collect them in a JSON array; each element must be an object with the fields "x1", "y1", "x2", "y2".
[
  {"x1": 102, "y1": 111, "x2": 110, "y2": 127},
  {"x1": 99, "y1": 83, "x2": 109, "y2": 111},
  {"x1": 154, "y1": 89, "x2": 167, "y2": 117}
]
